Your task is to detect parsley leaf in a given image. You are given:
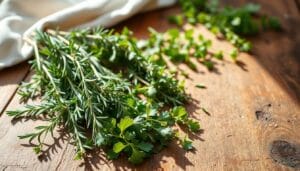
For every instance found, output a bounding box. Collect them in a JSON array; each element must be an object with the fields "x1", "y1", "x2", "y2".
[
  {"x1": 137, "y1": 142, "x2": 154, "y2": 152},
  {"x1": 181, "y1": 136, "x2": 193, "y2": 150},
  {"x1": 118, "y1": 116, "x2": 134, "y2": 134},
  {"x1": 129, "y1": 148, "x2": 146, "y2": 164},
  {"x1": 113, "y1": 142, "x2": 128, "y2": 153}
]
